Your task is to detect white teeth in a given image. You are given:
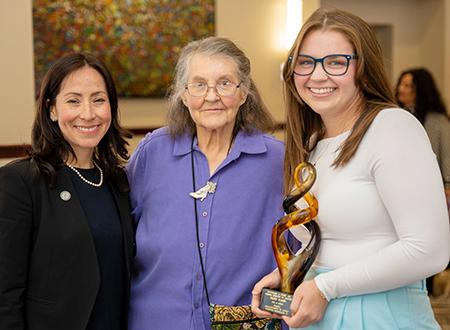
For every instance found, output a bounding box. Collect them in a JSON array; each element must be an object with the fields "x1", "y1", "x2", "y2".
[
  {"x1": 309, "y1": 87, "x2": 335, "y2": 94},
  {"x1": 76, "y1": 126, "x2": 98, "y2": 132}
]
